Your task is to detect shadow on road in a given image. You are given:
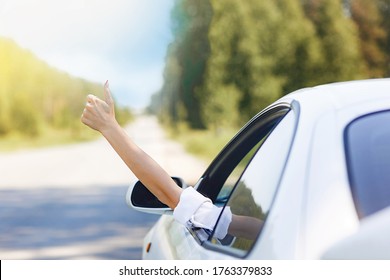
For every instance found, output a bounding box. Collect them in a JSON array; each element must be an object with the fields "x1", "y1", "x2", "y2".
[{"x1": 0, "y1": 185, "x2": 159, "y2": 260}]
